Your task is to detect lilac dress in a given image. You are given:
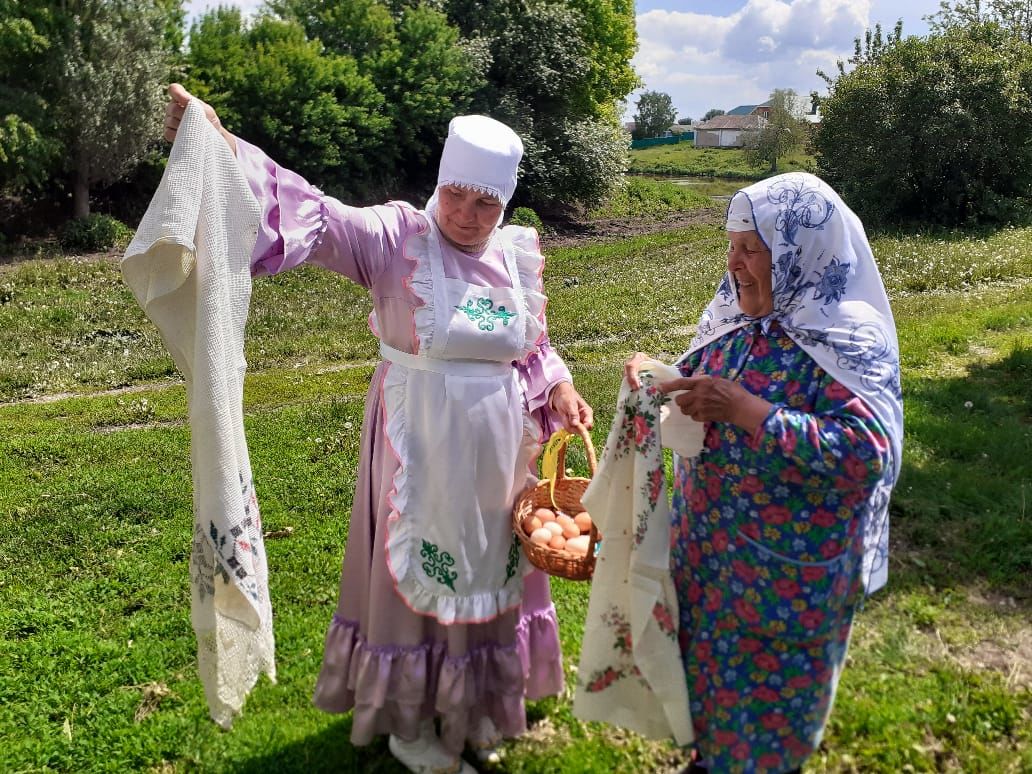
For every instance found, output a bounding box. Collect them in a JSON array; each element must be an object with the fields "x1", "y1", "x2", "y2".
[{"x1": 236, "y1": 140, "x2": 568, "y2": 753}]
